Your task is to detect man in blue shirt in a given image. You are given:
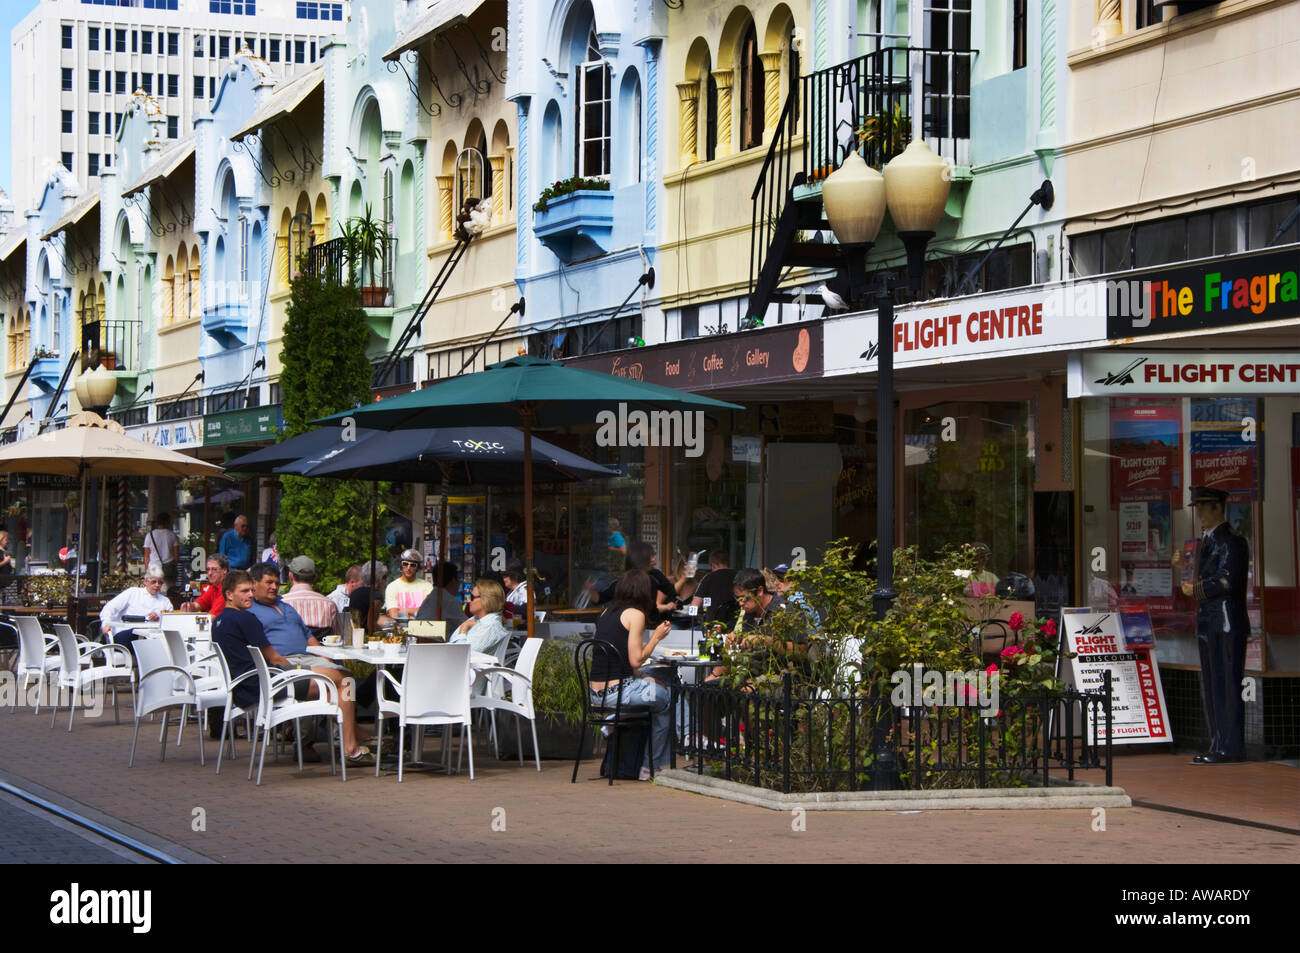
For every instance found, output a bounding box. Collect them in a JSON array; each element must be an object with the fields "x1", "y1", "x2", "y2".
[
  {"x1": 245, "y1": 561, "x2": 369, "y2": 761},
  {"x1": 219, "y1": 514, "x2": 254, "y2": 570}
]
